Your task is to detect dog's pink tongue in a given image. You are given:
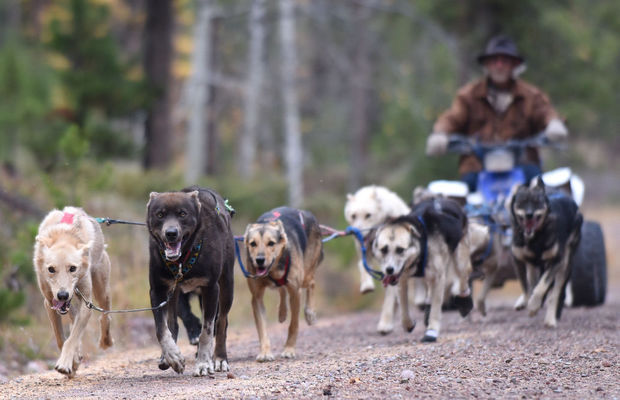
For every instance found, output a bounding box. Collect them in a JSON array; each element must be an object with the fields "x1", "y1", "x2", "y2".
[
  {"x1": 524, "y1": 219, "x2": 536, "y2": 235},
  {"x1": 165, "y1": 241, "x2": 182, "y2": 260},
  {"x1": 382, "y1": 276, "x2": 394, "y2": 287},
  {"x1": 51, "y1": 299, "x2": 64, "y2": 310}
]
